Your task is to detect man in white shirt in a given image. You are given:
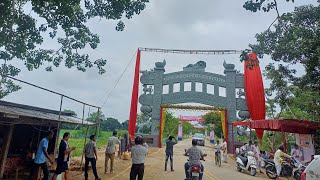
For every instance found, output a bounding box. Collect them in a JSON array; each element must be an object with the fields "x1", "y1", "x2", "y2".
[
  {"x1": 105, "y1": 131, "x2": 121, "y2": 174},
  {"x1": 254, "y1": 141, "x2": 263, "y2": 173},
  {"x1": 291, "y1": 144, "x2": 302, "y2": 163},
  {"x1": 130, "y1": 136, "x2": 148, "y2": 180}
]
